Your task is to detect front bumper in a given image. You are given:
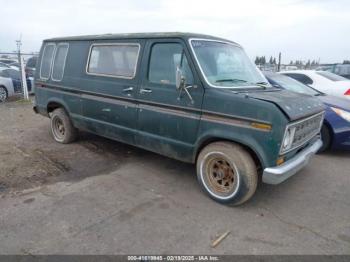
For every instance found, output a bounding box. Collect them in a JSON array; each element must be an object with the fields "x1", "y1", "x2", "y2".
[{"x1": 262, "y1": 138, "x2": 322, "y2": 185}]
